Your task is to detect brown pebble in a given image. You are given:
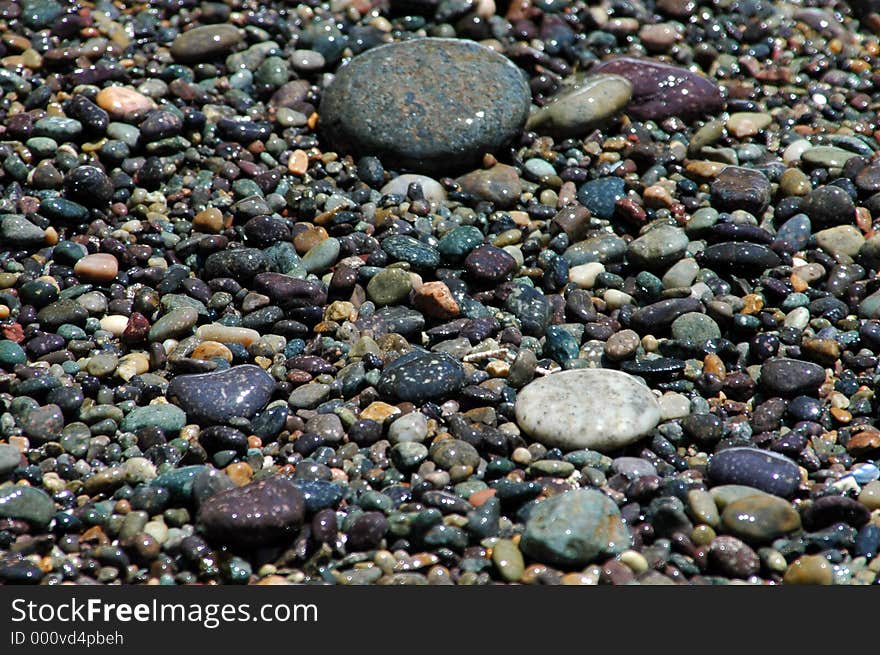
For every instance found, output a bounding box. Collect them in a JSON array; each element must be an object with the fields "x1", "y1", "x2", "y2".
[
  {"x1": 193, "y1": 208, "x2": 225, "y2": 233},
  {"x1": 74, "y1": 253, "x2": 118, "y2": 282}
]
